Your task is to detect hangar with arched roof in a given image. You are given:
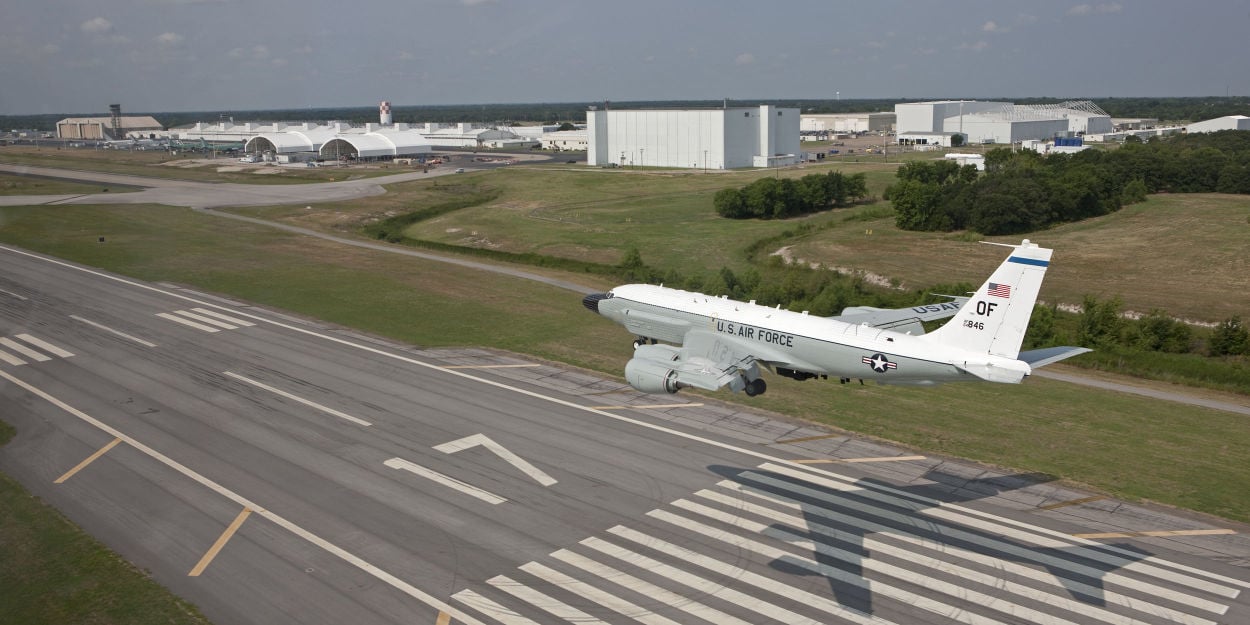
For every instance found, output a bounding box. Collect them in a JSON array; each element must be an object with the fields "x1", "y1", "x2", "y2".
[{"x1": 320, "y1": 126, "x2": 432, "y2": 161}]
